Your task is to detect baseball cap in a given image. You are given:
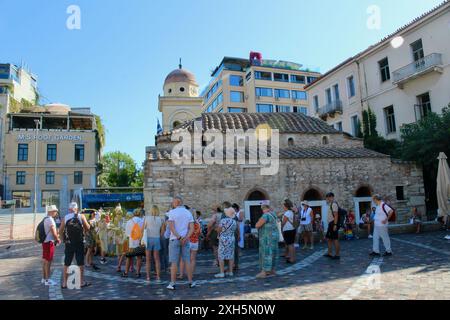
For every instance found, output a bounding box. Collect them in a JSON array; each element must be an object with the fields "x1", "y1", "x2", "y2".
[{"x1": 69, "y1": 202, "x2": 78, "y2": 210}]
